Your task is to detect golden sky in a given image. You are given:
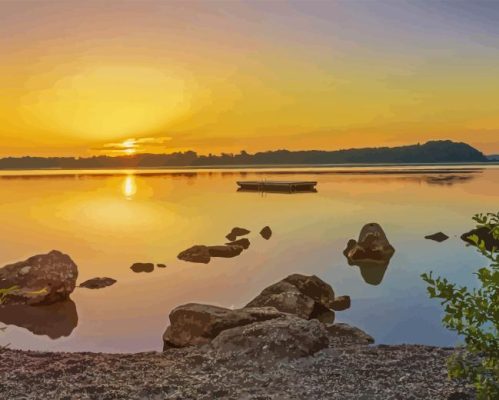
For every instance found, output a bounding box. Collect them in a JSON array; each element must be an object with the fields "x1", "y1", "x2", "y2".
[{"x1": 1, "y1": 0, "x2": 499, "y2": 156}]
